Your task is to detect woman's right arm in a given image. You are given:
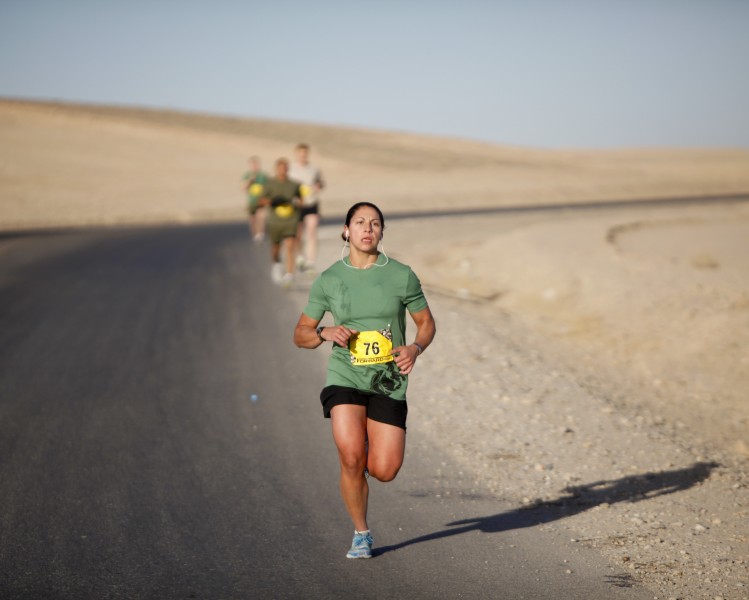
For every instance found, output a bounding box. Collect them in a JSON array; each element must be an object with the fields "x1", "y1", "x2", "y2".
[
  {"x1": 294, "y1": 313, "x2": 322, "y2": 349},
  {"x1": 294, "y1": 313, "x2": 358, "y2": 349}
]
